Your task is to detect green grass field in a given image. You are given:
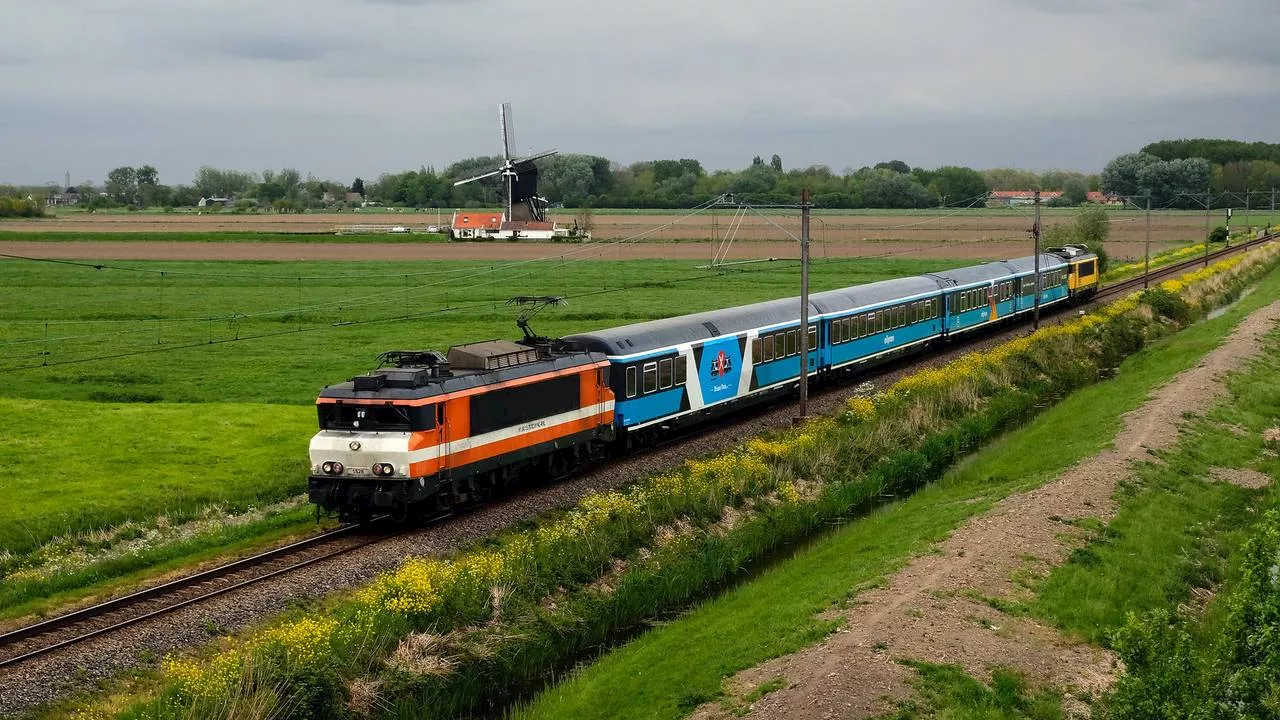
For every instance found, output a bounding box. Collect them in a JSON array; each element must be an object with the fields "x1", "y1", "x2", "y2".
[
  {"x1": 510, "y1": 265, "x2": 1280, "y2": 720},
  {"x1": 0, "y1": 257, "x2": 971, "y2": 404},
  {"x1": 0, "y1": 255, "x2": 979, "y2": 613}
]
